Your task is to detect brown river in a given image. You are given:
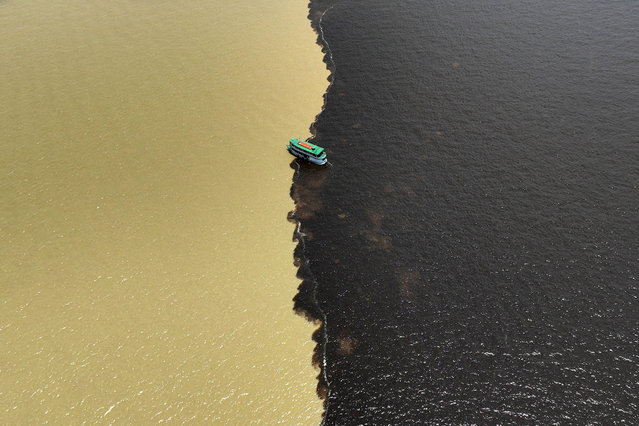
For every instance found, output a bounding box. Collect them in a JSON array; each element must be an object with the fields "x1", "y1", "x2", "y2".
[{"x1": 1, "y1": 0, "x2": 327, "y2": 423}]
